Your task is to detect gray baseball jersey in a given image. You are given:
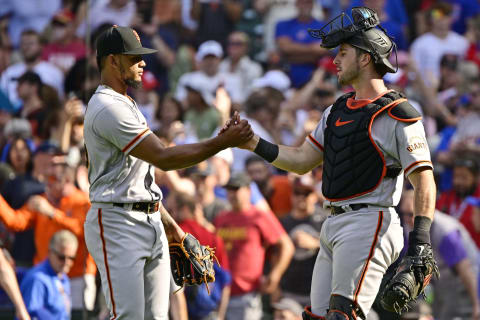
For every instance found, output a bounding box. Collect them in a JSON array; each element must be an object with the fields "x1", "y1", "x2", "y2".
[
  {"x1": 307, "y1": 99, "x2": 432, "y2": 207},
  {"x1": 84, "y1": 85, "x2": 162, "y2": 204},
  {"x1": 306, "y1": 92, "x2": 432, "y2": 317},
  {"x1": 84, "y1": 85, "x2": 170, "y2": 319}
]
